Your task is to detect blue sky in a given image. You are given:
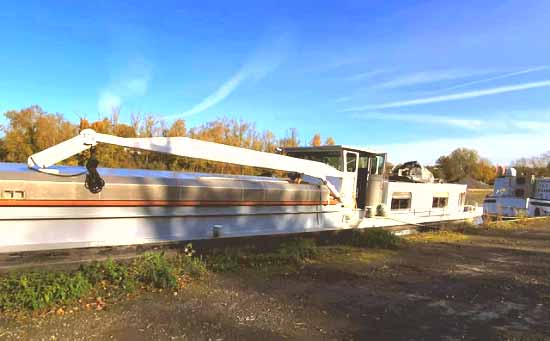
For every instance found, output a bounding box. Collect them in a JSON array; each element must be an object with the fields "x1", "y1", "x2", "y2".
[{"x1": 1, "y1": 0, "x2": 549, "y2": 164}]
